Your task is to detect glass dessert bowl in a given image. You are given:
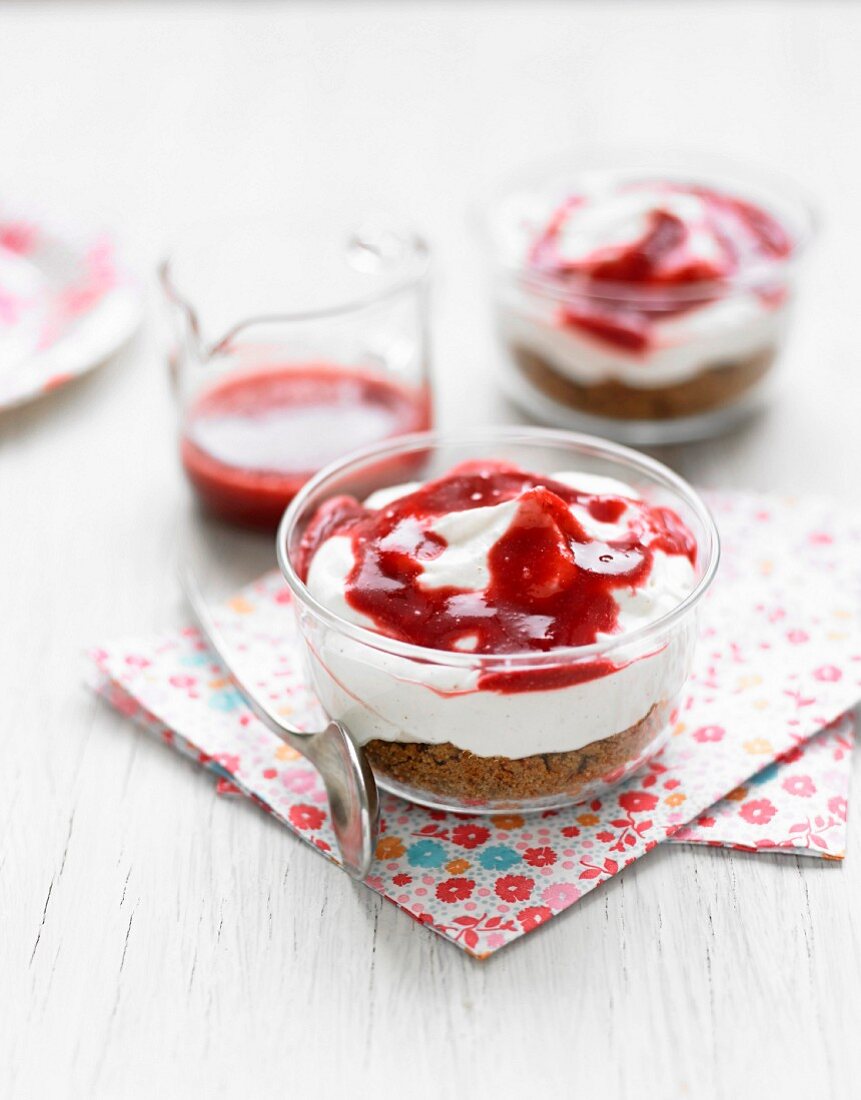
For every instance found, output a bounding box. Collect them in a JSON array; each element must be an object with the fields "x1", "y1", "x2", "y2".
[
  {"x1": 278, "y1": 428, "x2": 719, "y2": 813},
  {"x1": 480, "y1": 153, "x2": 816, "y2": 444}
]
